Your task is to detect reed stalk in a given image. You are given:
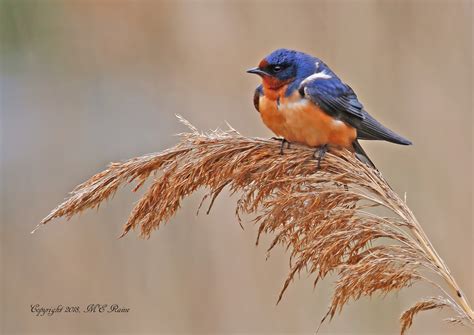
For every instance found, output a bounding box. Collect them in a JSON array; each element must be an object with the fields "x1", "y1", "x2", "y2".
[{"x1": 38, "y1": 117, "x2": 473, "y2": 334}]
